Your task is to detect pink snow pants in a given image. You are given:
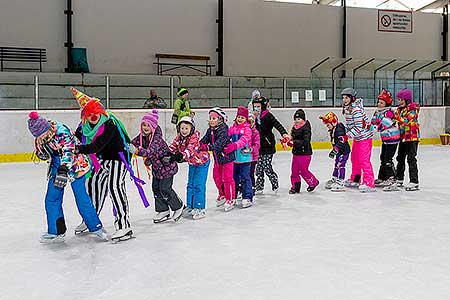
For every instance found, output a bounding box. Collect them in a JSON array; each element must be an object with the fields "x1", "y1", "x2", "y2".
[
  {"x1": 290, "y1": 154, "x2": 319, "y2": 189},
  {"x1": 213, "y1": 161, "x2": 235, "y2": 201},
  {"x1": 350, "y1": 138, "x2": 375, "y2": 187}
]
